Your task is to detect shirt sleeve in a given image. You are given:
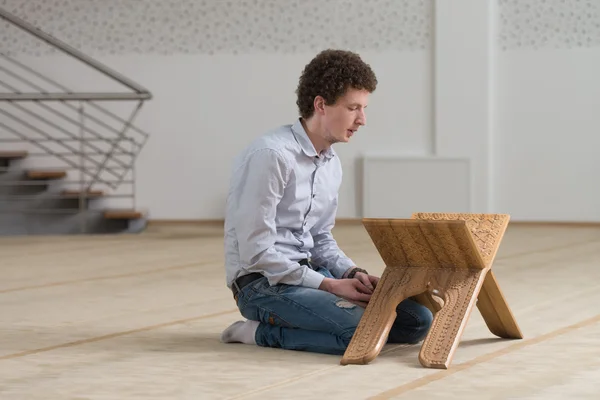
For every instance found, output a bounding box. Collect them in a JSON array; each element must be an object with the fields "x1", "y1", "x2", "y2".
[
  {"x1": 232, "y1": 148, "x2": 325, "y2": 289},
  {"x1": 309, "y1": 193, "x2": 356, "y2": 278}
]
